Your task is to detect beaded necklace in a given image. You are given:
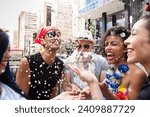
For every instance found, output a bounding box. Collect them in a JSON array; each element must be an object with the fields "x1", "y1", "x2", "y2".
[{"x1": 104, "y1": 64, "x2": 129, "y2": 94}]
